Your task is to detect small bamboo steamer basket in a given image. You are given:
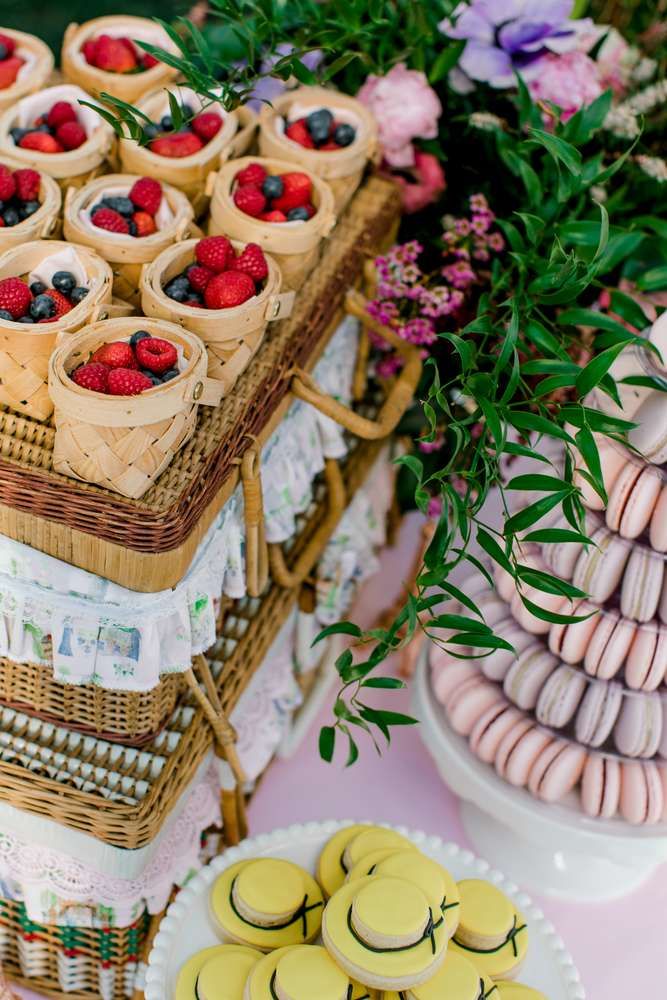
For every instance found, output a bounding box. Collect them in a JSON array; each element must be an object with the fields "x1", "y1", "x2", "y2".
[
  {"x1": 49, "y1": 317, "x2": 225, "y2": 500},
  {"x1": 0, "y1": 27, "x2": 54, "y2": 113},
  {"x1": 119, "y1": 86, "x2": 253, "y2": 216},
  {"x1": 208, "y1": 156, "x2": 336, "y2": 291},
  {"x1": 61, "y1": 14, "x2": 179, "y2": 104},
  {"x1": 63, "y1": 173, "x2": 197, "y2": 307},
  {"x1": 0, "y1": 239, "x2": 113, "y2": 422},
  {"x1": 258, "y1": 85, "x2": 379, "y2": 213},
  {"x1": 0, "y1": 83, "x2": 115, "y2": 191},
  {"x1": 0, "y1": 157, "x2": 62, "y2": 249},
  {"x1": 140, "y1": 237, "x2": 295, "y2": 382}
]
